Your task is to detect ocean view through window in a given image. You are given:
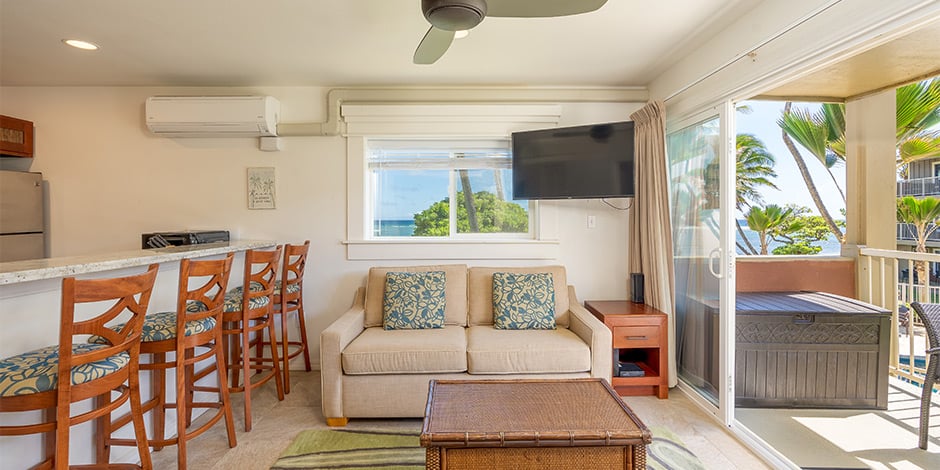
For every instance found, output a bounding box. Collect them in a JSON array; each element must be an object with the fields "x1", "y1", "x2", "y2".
[{"x1": 368, "y1": 140, "x2": 532, "y2": 238}]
